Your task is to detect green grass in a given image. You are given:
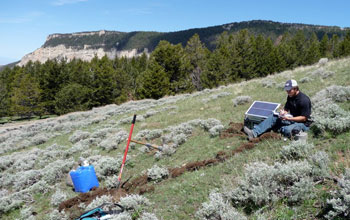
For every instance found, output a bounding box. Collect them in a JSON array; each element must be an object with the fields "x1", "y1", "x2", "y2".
[{"x1": 2, "y1": 57, "x2": 350, "y2": 219}]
